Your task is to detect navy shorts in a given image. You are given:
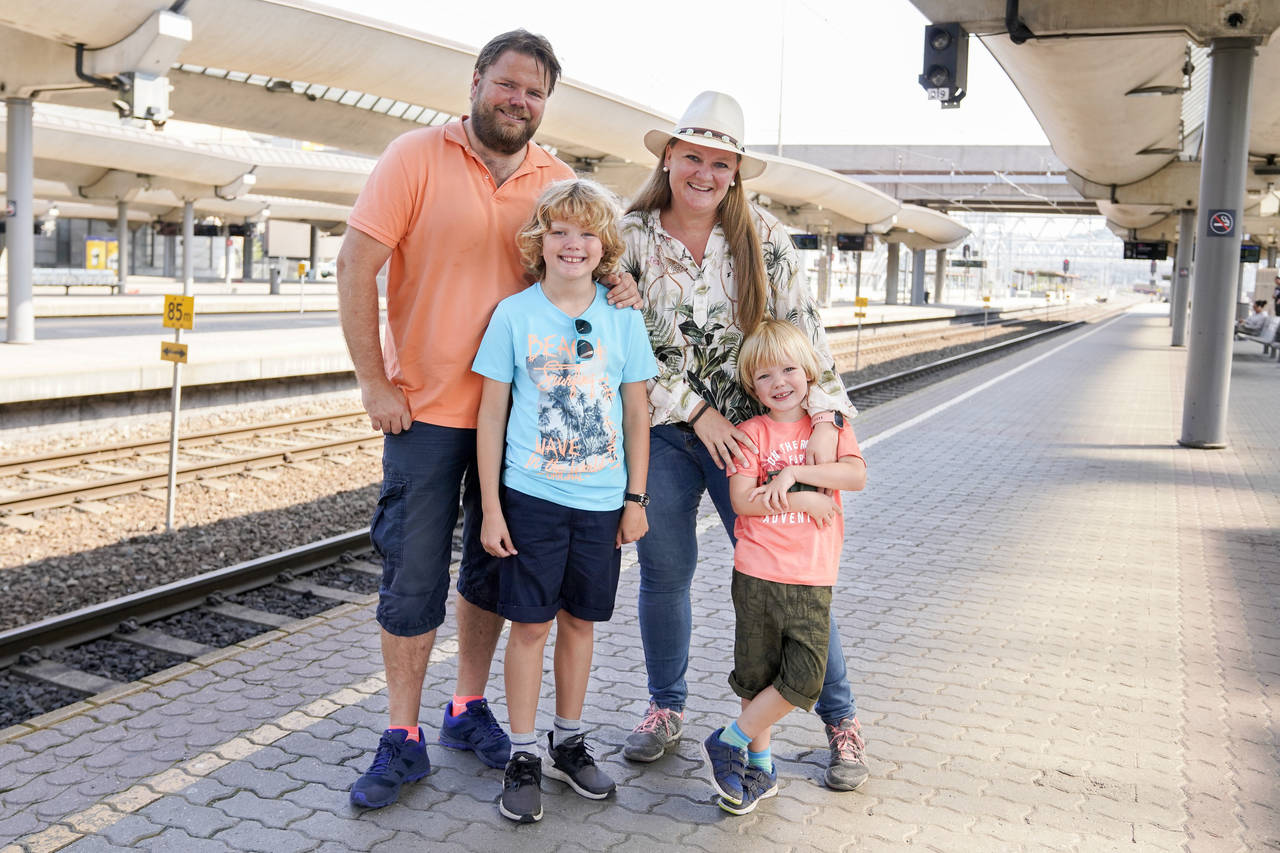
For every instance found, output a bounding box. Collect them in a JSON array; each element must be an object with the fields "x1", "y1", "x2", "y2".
[
  {"x1": 369, "y1": 422, "x2": 502, "y2": 637},
  {"x1": 497, "y1": 487, "x2": 623, "y2": 624}
]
